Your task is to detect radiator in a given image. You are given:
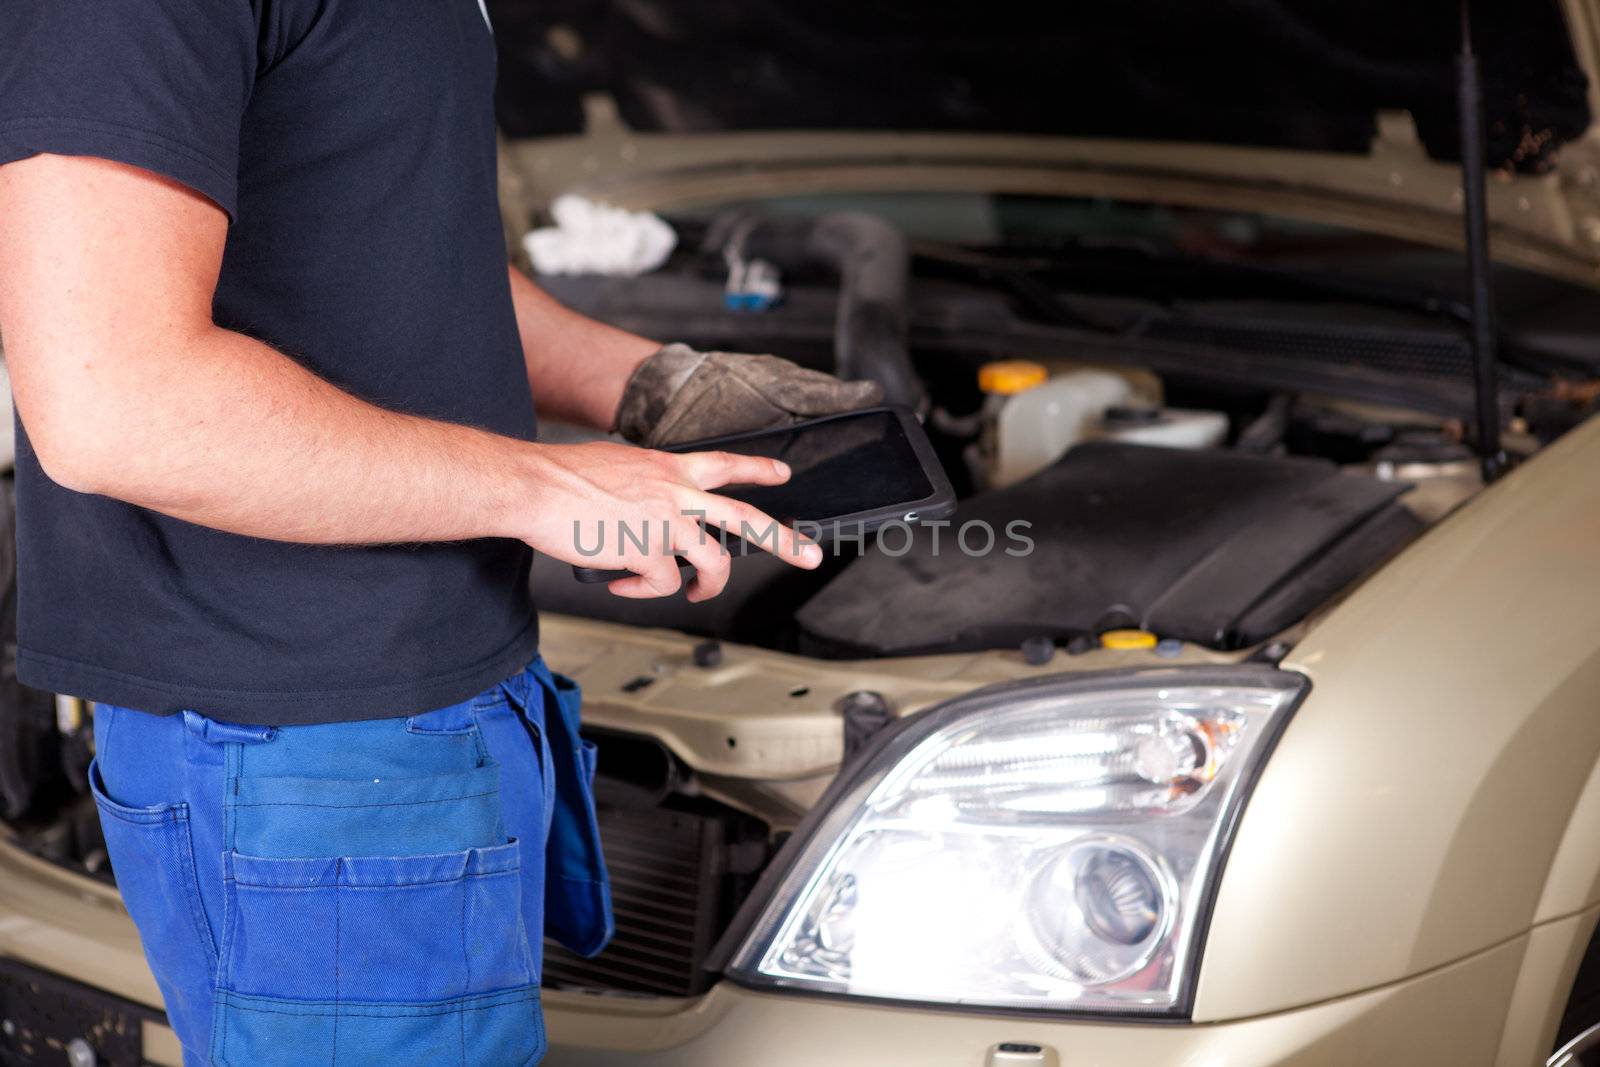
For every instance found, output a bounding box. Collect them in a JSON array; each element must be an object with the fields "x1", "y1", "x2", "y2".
[{"x1": 541, "y1": 802, "x2": 735, "y2": 997}]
